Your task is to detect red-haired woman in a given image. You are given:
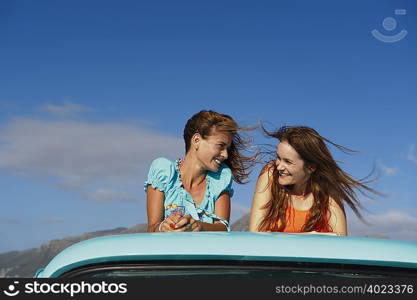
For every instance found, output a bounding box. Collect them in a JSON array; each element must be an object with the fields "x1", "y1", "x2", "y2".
[{"x1": 249, "y1": 126, "x2": 379, "y2": 236}]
